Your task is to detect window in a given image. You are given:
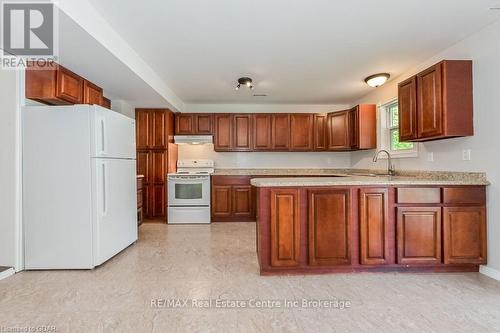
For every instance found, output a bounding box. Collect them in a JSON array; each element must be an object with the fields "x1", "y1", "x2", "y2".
[{"x1": 379, "y1": 99, "x2": 418, "y2": 158}]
